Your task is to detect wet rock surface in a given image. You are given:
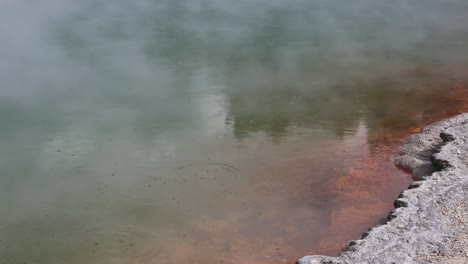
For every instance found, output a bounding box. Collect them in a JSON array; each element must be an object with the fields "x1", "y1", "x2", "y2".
[{"x1": 297, "y1": 113, "x2": 468, "y2": 264}]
